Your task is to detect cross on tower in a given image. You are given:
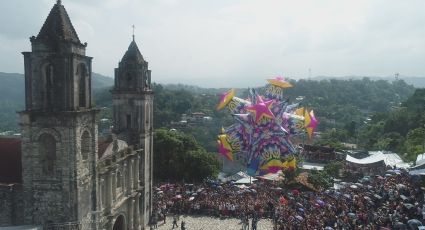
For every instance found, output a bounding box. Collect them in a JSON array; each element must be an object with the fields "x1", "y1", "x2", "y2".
[{"x1": 132, "y1": 25, "x2": 135, "y2": 41}]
